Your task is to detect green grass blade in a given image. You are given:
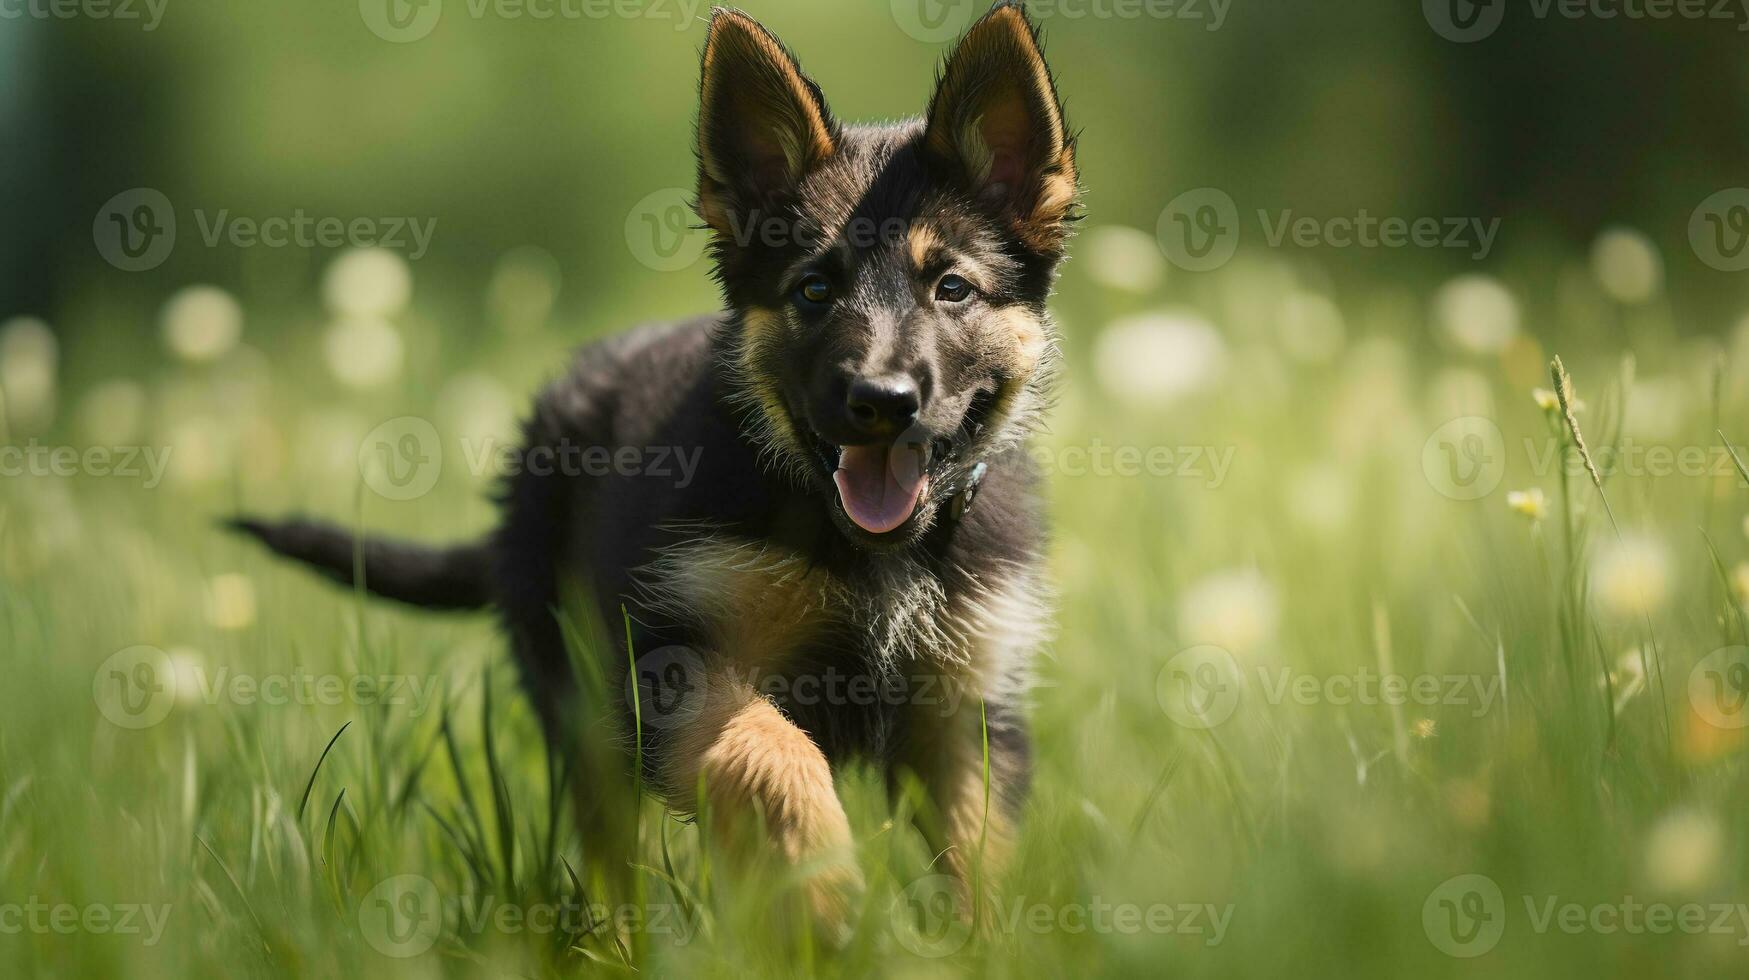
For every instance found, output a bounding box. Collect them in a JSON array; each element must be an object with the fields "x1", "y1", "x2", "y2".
[
  {"x1": 196, "y1": 835, "x2": 271, "y2": 954},
  {"x1": 480, "y1": 669, "x2": 519, "y2": 890},
  {"x1": 1719, "y1": 430, "x2": 1749, "y2": 487},
  {"x1": 297, "y1": 722, "x2": 351, "y2": 825},
  {"x1": 440, "y1": 702, "x2": 490, "y2": 861}
]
